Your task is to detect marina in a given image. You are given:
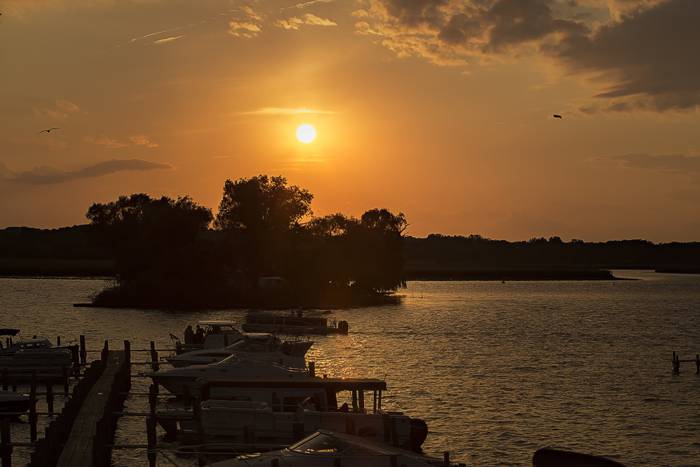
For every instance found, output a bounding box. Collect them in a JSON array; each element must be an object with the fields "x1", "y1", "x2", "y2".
[{"x1": 0, "y1": 273, "x2": 698, "y2": 465}]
